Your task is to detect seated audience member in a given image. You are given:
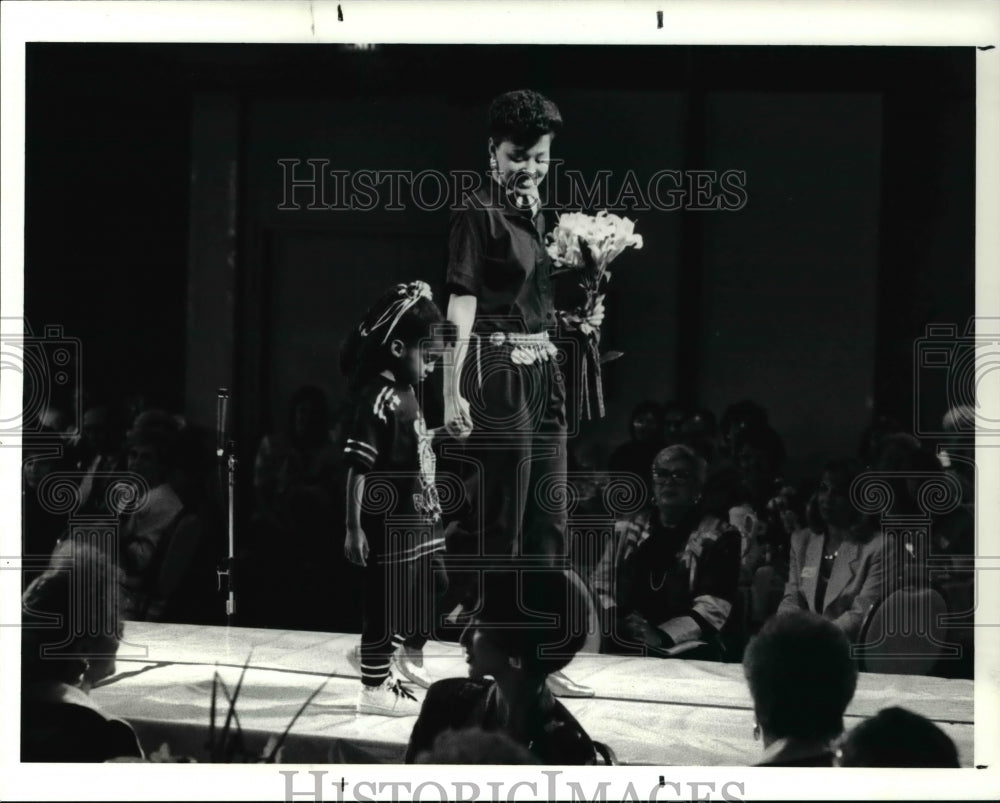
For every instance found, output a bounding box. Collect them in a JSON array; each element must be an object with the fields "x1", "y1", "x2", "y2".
[
  {"x1": 680, "y1": 406, "x2": 720, "y2": 464},
  {"x1": 71, "y1": 401, "x2": 127, "y2": 515},
  {"x1": 745, "y1": 482, "x2": 807, "y2": 626},
  {"x1": 22, "y1": 442, "x2": 70, "y2": 571},
  {"x1": 939, "y1": 404, "x2": 975, "y2": 505},
  {"x1": 778, "y1": 458, "x2": 888, "y2": 642},
  {"x1": 719, "y1": 399, "x2": 769, "y2": 464},
  {"x1": 253, "y1": 385, "x2": 340, "y2": 530},
  {"x1": 117, "y1": 426, "x2": 187, "y2": 620},
  {"x1": 248, "y1": 385, "x2": 343, "y2": 630},
  {"x1": 730, "y1": 425, "x2": 789, "y2": 575},
  {"x1": 21, "y1": 539, "x2": 144, "y2": 762},
  {"x1": 874, "y1": 433, "x2": 973, "y2": 572},
  {"x1": 834, "y1": 706, "x2": 960, "y2": 768},
  {"x1": 607, "y1": 400, "x2": 665, "y2": 501},
  {"x1": 591, "y1": 445, "x2": 742, "y2": 659},
  {"x1": 411, "y1": 726, "x2": 540, "y2": 765},
  {"x1": 743, "y1": 610, "x2": 858, "y2": 766},
  {"x1": 661, "y1": 400, "x2": 688, "y2": 447},
  {"x1": 405, "y1": 565, "x2": 597, "y2": 765},
  {"x1": 856, "y1": 412, "x2": 904, "y2": 470},
  {"x1": 131, "y1": 407, "x2": 214, "y2": 513}
]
